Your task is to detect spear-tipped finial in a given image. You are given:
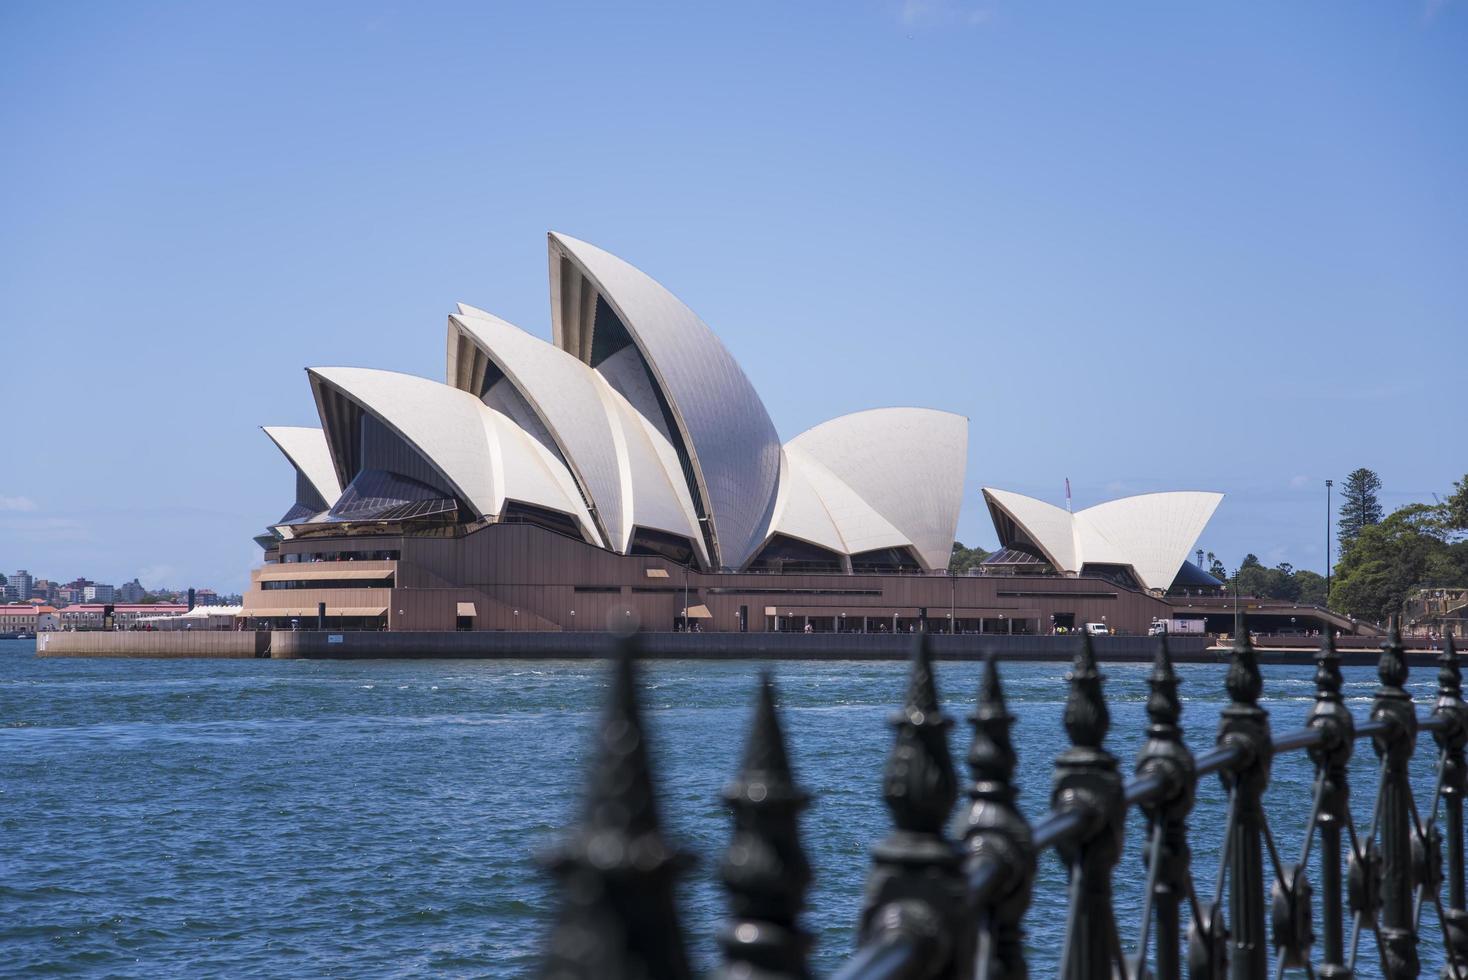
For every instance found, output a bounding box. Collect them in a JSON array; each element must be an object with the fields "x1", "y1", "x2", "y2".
[
  {"x1": 735, "y1": 672, "x2": 799, "y2": 788},
  {"x1": 961, "y1": 653, "x2": 1034, "y2": 978},
  {"x1": 1146, "y1": 635, "x2": 1182, "y2": 737},
  {"x1": 1226, "y1": 609, "x2": 1262, "y2": 707},
  {"x1": 1378, "y1": 614, "x2": 1409, "y2": 693},
  {"x1": 857, "y1": 633, "x2": 964, "y2": 968},
  {"x1": 1441, "y1": 634, "x2": 1462, "y2": 701},
  {"x1": 717, "y1": 673, "x2": 812, "y2": 979},
  {"x1": 967, "y1": 653, "x2": 1017, "y2": 794},
  {"x1": 1307, "y1": 624, "x2": 1354, "y2": 773},
  {"x1": 540, "y1": 636, "x2": 692, "y2": 980},
  {"x1": 580, "y1": 637, "x2": 662, "y2": 837},
  {"x1": 903, "y1": 629, "x2": 943, "y2": 720},
  {"x1": 882, "y1": 632, "x2": 956, "y2": 835},
  {"x1": 1063, "y1": 631, "x2": 1109, "y2": 750},
  {"x1": 1315, "y1": 627, "x2": 1344, "y2": 703}
]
